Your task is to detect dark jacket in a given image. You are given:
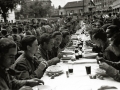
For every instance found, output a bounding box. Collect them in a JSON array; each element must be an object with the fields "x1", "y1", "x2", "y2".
[
  {"x1": 35, "y1": 45, "x2": 60, "y2": 66},
  {"x1": 104, "y1": 60, "x2": 120, "y2": 70},
  {"x1": 103, "y1": 45, "x2": 120, "y2": 62},
  {"x1": 106, "y1": 65, "x2": 120, "y2": 82},
  {"x1": 51, "y1": 46, "x2": 59, "y2": 58},
  {"x1": 11, "y1": 53, "x2": 44, "y2": 80},
  {"x1": 0, "y1": 66, "x2": 26, "y2": 90}
]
